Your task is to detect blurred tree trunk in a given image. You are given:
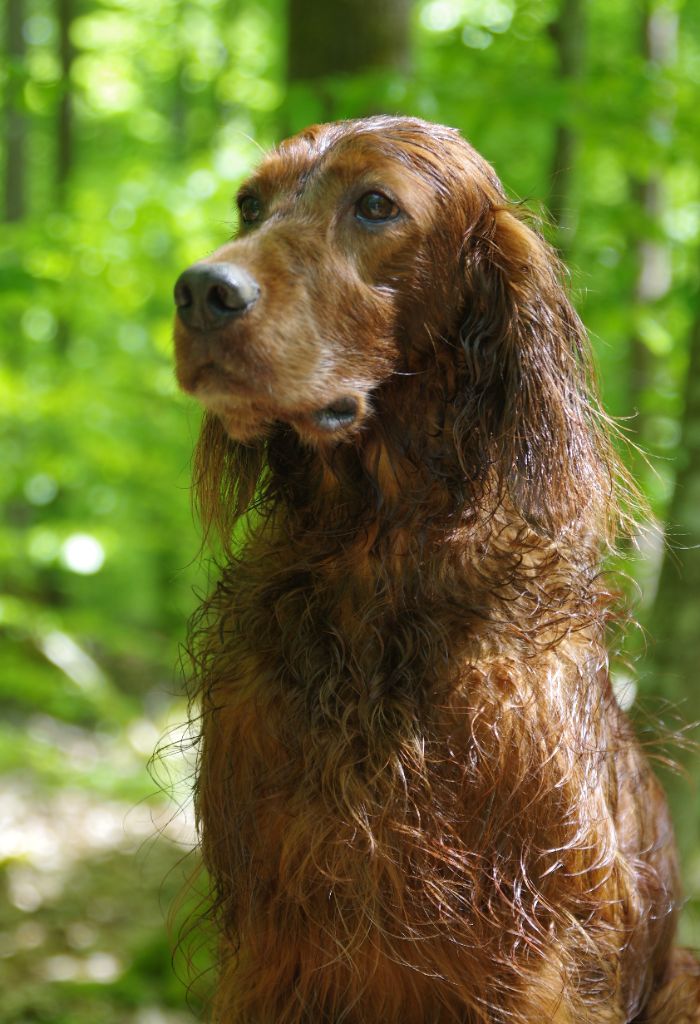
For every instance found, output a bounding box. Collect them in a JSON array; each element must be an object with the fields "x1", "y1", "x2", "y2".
[
  {"x1": 55, "y1": 0, "x2": 75, "y2": 354},
  {"x1": 56, "y1": 0, "x2": 75, "y2": 196},
  {"x1": 628, "y1": 3, "x2": 676, "y2": 461},
  {"x1": 4, "y1": 0, "x2": 26, "y2": 221},
  {"x1": 547, "y1": 0, "x2": 585, "y2": 248},
  {"x1": 649, "y1": 291, "x2": 700, "y2": 860},
  {"x1": 288, "y1": 0, "x2": 411, "y2": 82},
  {"x1": 285, "y1": 0, "x2": 411, "y2": 129},
  {"x1": 172, "y1": 48, "x2": 188, "y2": 160}
]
